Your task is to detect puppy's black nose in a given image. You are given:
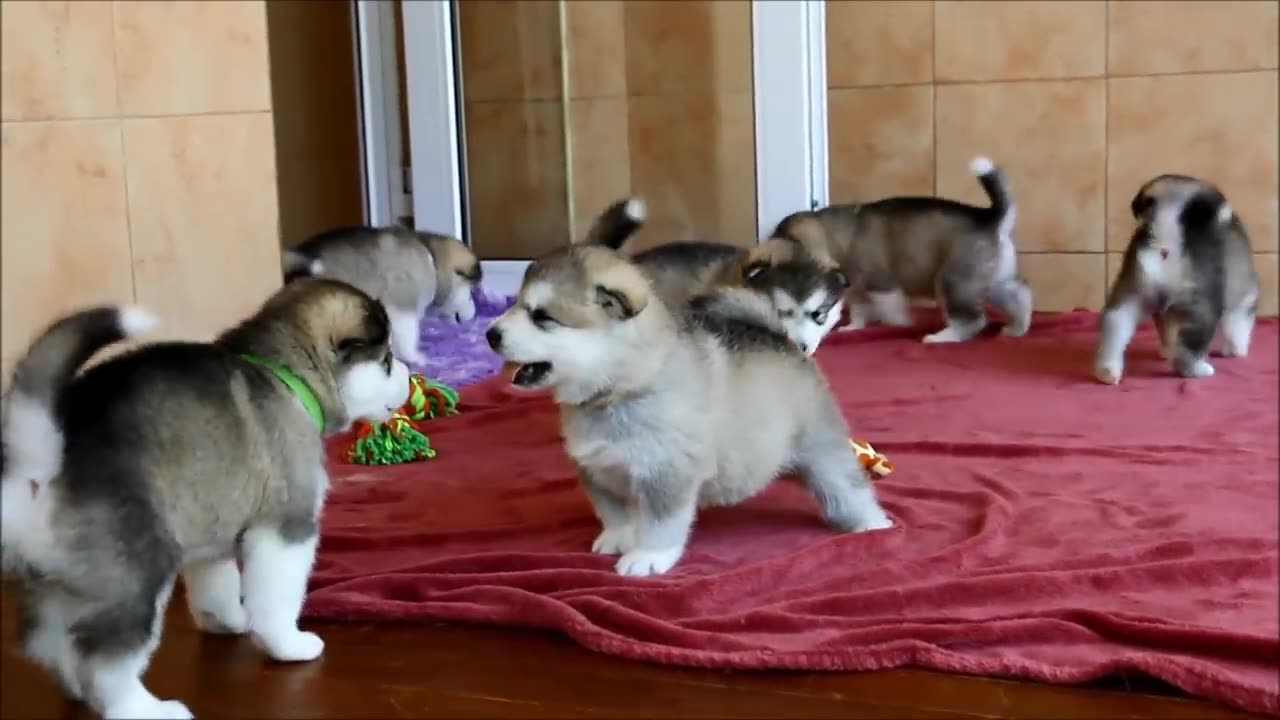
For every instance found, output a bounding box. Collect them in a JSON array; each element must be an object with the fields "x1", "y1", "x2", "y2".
[{"x1": 485, "y1": 326, "x2": 503, "y2": 350}]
